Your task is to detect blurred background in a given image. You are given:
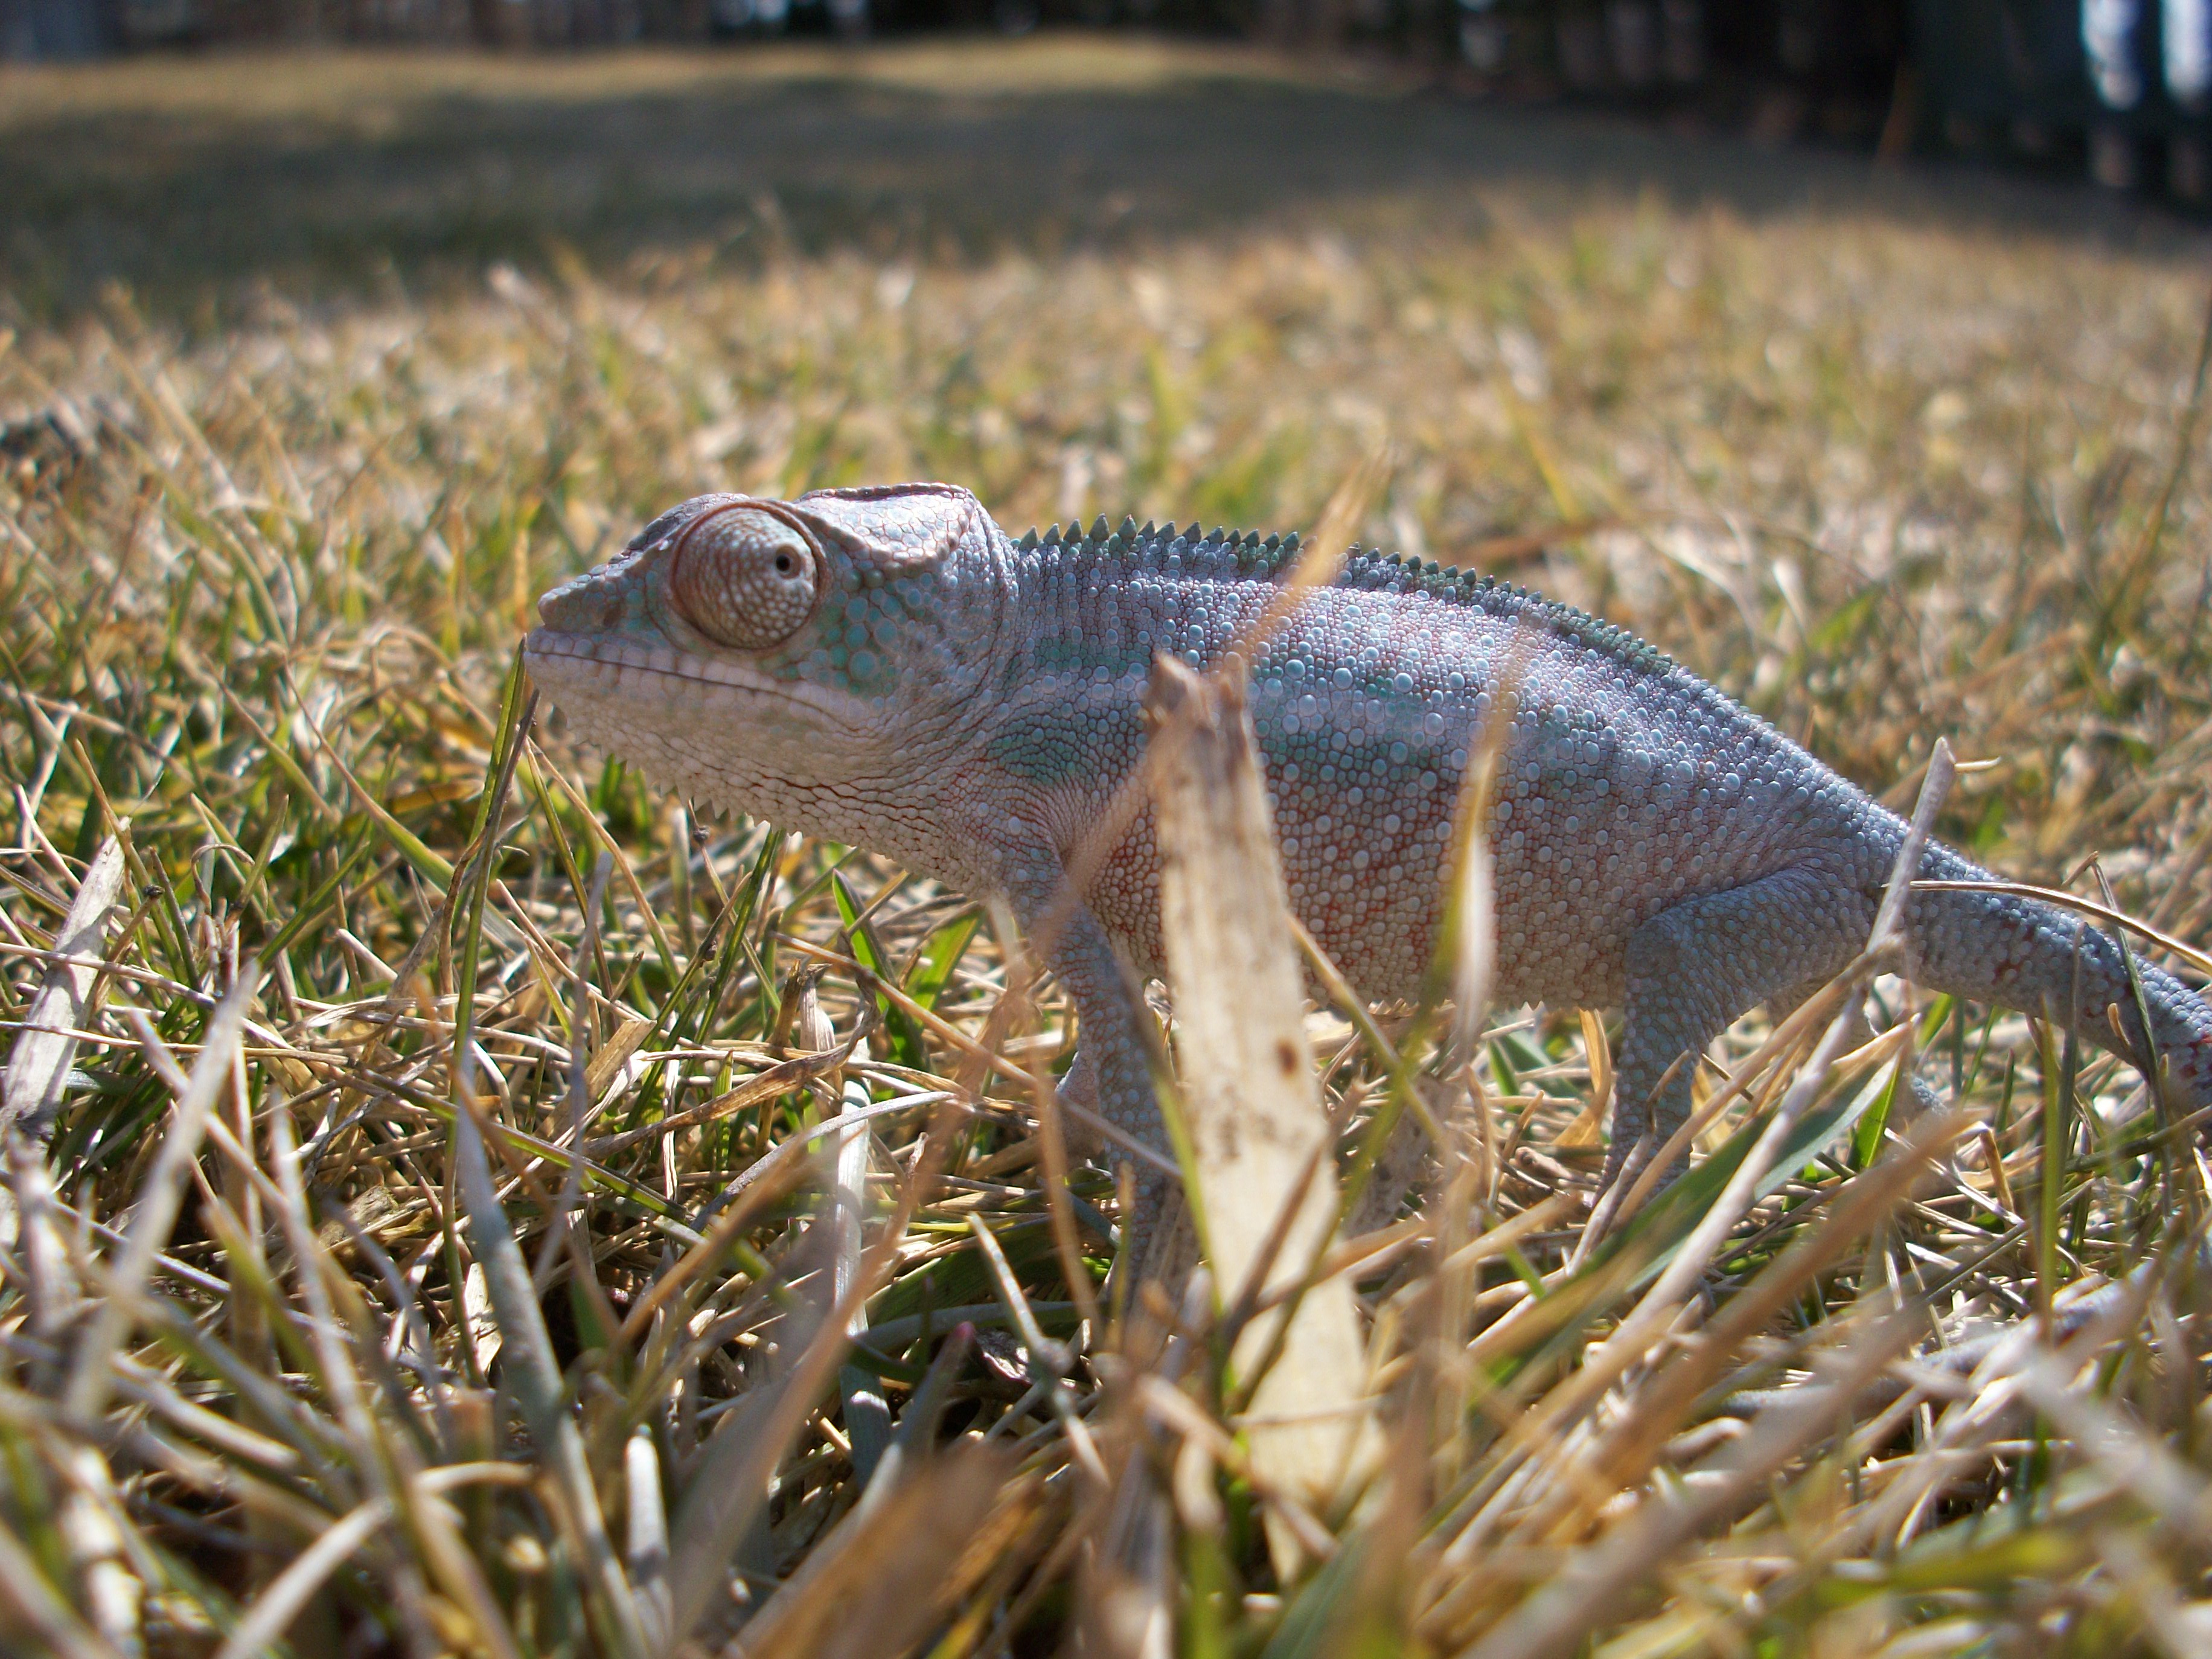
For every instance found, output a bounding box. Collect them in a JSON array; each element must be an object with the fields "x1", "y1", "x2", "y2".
[{"x1": 6, "y1": 0, "x2": 2212, "y2": 208}]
